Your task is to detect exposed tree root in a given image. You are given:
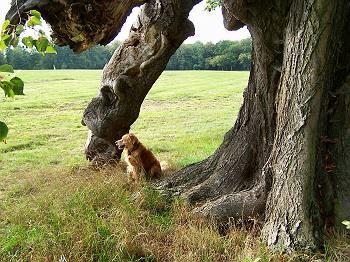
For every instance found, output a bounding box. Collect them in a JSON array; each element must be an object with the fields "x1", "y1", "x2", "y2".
[
  {"x1": 156, "y1": 121, "x2": 269, "y2": 222},
  {"x1": 193, "y1": 185, "x2": 266, "y2": 222}
]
